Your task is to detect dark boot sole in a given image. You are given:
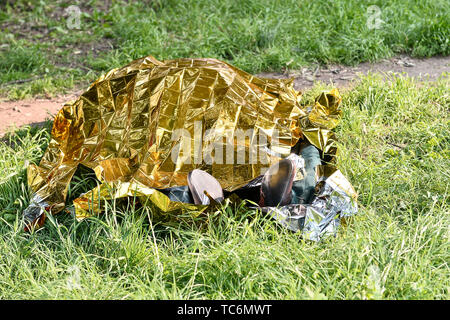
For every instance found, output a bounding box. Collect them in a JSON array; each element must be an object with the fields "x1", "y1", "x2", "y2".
[{"x1": 260, "y1": 159, "x2": 296, "y2": 207}]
